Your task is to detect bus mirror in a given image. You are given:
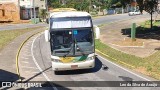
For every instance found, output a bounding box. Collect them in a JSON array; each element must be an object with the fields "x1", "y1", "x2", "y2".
[
  {"x1": 93, "y1": 25, "x2": 100, "y2": 39},
  {"x1": 44, "y1": 30, "x2": 50, "y2": 42},
  {"x1": 46, "y1": 18, "x2": 49, "y2": 24}
]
